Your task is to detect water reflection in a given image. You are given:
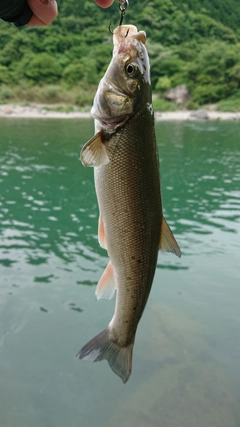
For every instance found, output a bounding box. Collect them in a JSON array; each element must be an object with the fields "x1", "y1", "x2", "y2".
[
  {"x1": 0, "y1": 120, "x2": 101, "y2": 275},
  {"x1": 157, "y1": 122, "x2": 240, "y2": 264},
  {"x1": 0, "y1": 119, "x2": 240, "y2": 426},
  {"x1": 1, "y1": 120, "x2": 239, "y2": 267}
]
